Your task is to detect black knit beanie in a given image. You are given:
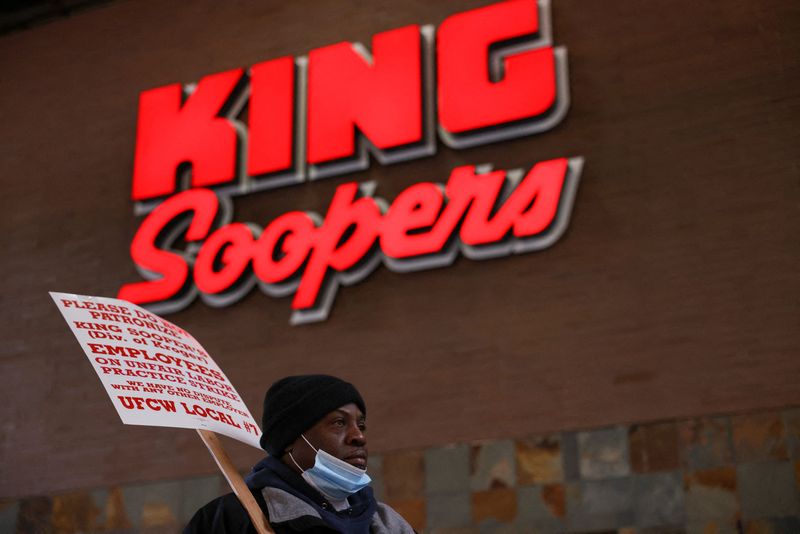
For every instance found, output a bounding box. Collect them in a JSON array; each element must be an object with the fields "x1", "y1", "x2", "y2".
[{"x1": 259, "y1": 374, "x2": 366, "y2": 455}]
